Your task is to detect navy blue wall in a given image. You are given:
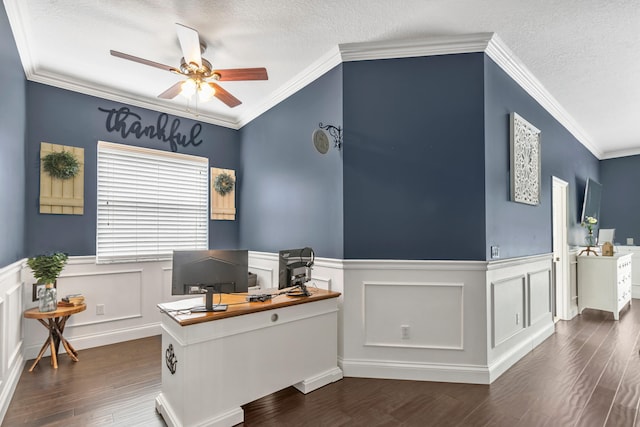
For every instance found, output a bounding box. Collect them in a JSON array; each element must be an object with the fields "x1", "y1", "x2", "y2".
[
  {"x1": 25, "y1": 83, "x2": 240, "y2": 256},
  {"x1": 239, "y1": 65, "x2": 343, "y2": 259},
  {"x1": 343, "y1": 54, "x2": 486, "y2": 260},
  {"x1": 484, "y1": 56, "x2": 600, "y2": 258},
  {"x1": 600, "y1": 155, "x2": 640, "y2": 245},
  {"x1": 0, "y1": 5, "x2": 26, "y2": 266}
]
